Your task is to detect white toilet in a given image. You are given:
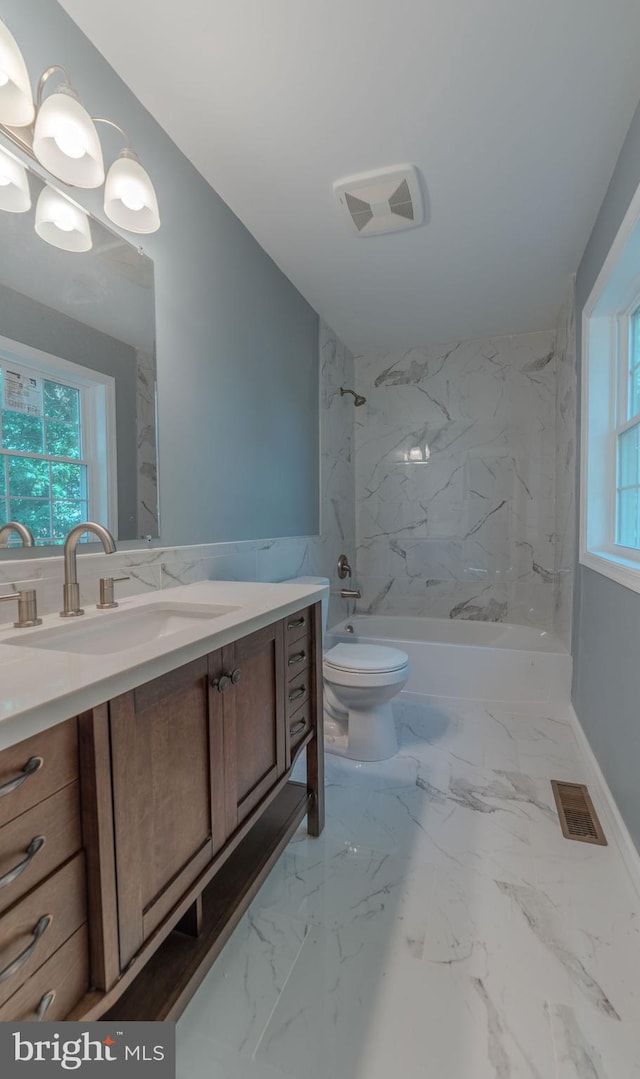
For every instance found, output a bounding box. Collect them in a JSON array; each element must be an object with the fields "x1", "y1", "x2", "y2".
[{"x1": 290, "y1": 577, "x2": 409, "y2": 761}]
